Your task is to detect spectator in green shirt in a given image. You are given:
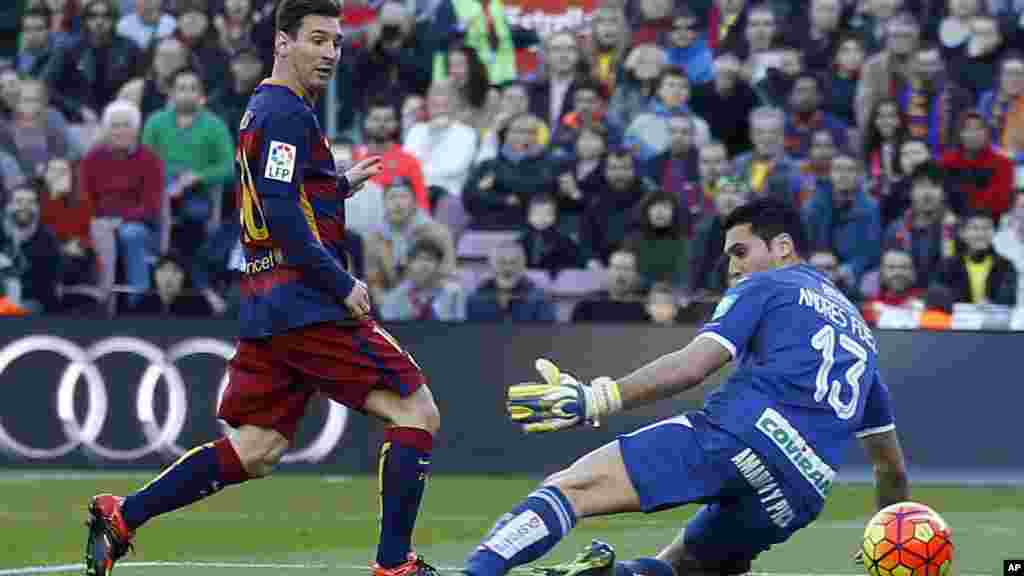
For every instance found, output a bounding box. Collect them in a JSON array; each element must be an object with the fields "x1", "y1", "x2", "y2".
[{"x1": 141, "y1": 67, "x2": 234, "y2": 259}]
